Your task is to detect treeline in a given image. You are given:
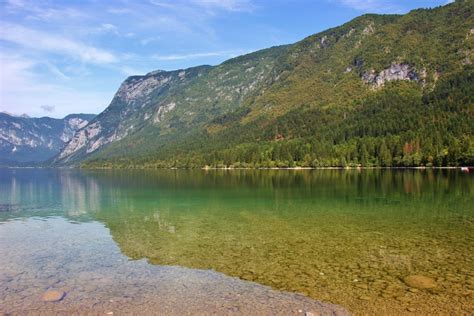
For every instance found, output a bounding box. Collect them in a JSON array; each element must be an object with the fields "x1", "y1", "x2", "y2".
[
  {"x1": 83, "y1": 135, "x2": 472, "y2": 169},
  {"x1": 82, "y1": 69, "x2": 473, "y2": 169}
]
